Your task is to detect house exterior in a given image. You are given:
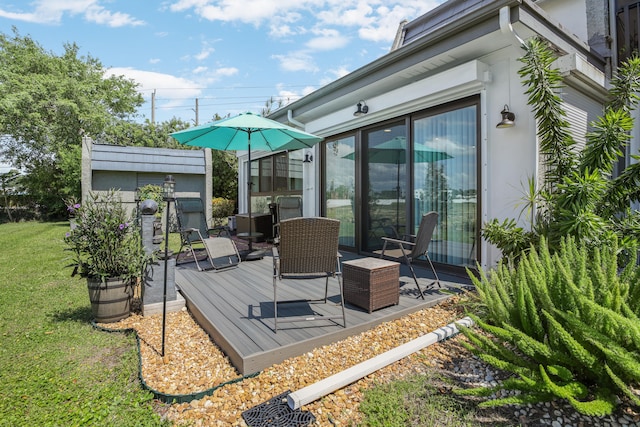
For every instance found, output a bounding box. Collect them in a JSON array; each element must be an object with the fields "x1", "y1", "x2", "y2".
[{"x1": 240, "y1": 0, "x2": 636, "y2": 273}]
